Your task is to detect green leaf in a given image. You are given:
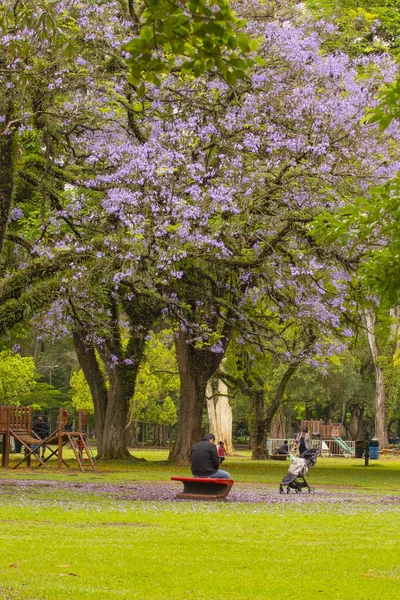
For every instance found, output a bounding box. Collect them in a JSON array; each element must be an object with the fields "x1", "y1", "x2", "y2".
[
  {"x1": 249, "y1": 39, "x2": 258, "y2": 51},
  {"x1": 137, "y1": 82, "x2": 146, "y2": 97},
  {"x1": 237, "y1": 33, "x2": 250, "y2": 53}
]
